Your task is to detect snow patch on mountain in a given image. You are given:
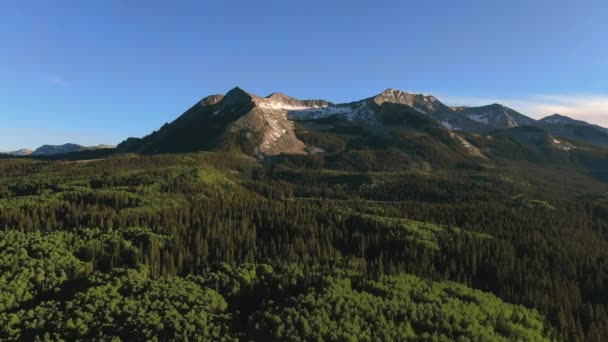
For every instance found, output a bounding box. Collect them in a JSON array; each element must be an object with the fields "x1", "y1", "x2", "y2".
[
  {"x1": 412, "y1": 107, "x2": 427, "y2": 114},
  {"x1": 287, "y1": 100, "x2": 376, "y2": 123},
  {"x1": 550, "y1": 137, "x2": 574, "y2": 151},
  {"x1": 440, "y1": 121, "x2": 453, "y2": 129},
  {"x1": 467, "y1": 114, "x2": 489, "y2": 125},
  {"x1": 451, "y1": 133, "x2": 485, "y2": 158},
  {"x1": 261, "y1": 114, "x2": 287, "y2": 150},
  {"x1": 544, "y1": 117, "x2": 566, "y2": 124},
  {"x1": 257, "y1": 101, "x2": 325, "y2": 111}
]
